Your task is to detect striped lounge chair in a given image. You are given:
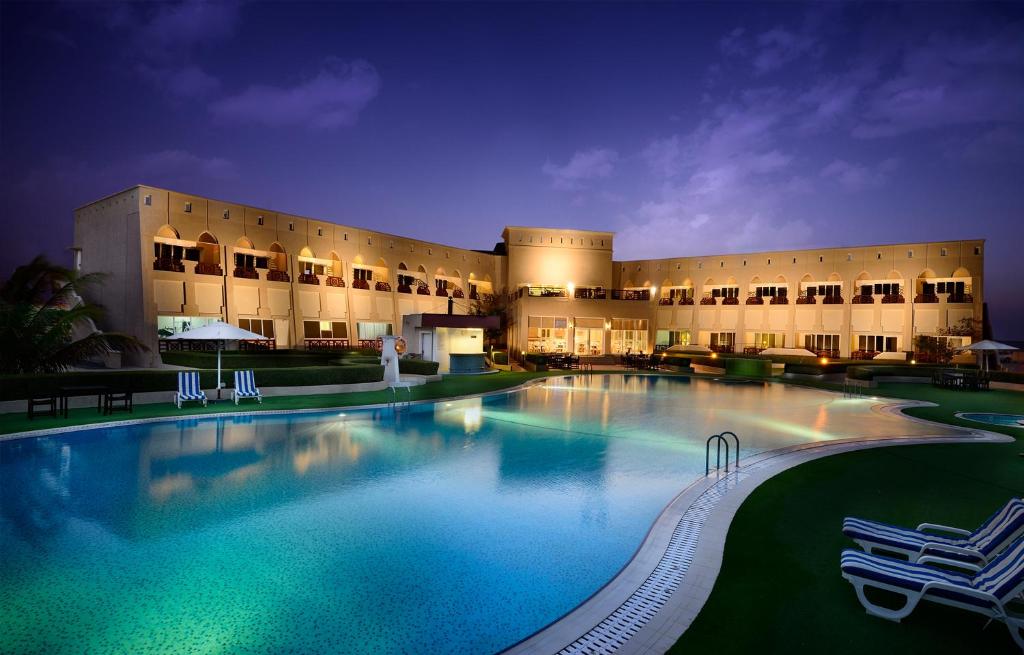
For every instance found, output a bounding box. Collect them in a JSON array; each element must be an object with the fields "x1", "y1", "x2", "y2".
[
  {"x1": 840, "y1": 537, "x2": 1024, "y2": 649},
  {"x1": 843, "y1": 498, "x2": 1024, "y2": 569},
  {"x1": 231, "y1": 370, "x2": 262, "y2": 405},
  {"x1": 174, "y1": 371, "x2": 208, "y2": 409}
]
